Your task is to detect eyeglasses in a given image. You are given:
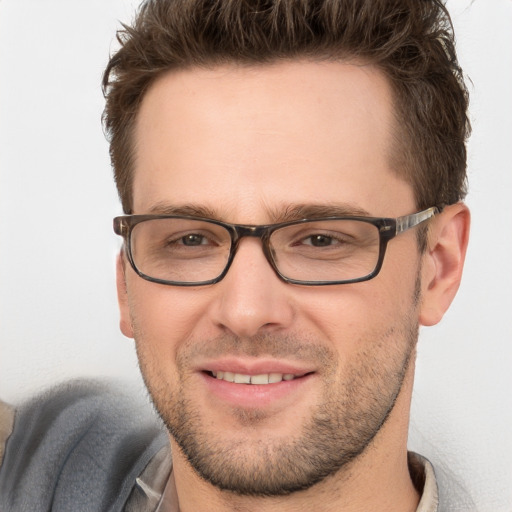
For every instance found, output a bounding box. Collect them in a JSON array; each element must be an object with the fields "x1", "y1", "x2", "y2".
[{"x1": 113, "y1": 207, "x2": 439, "y2": 286}]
